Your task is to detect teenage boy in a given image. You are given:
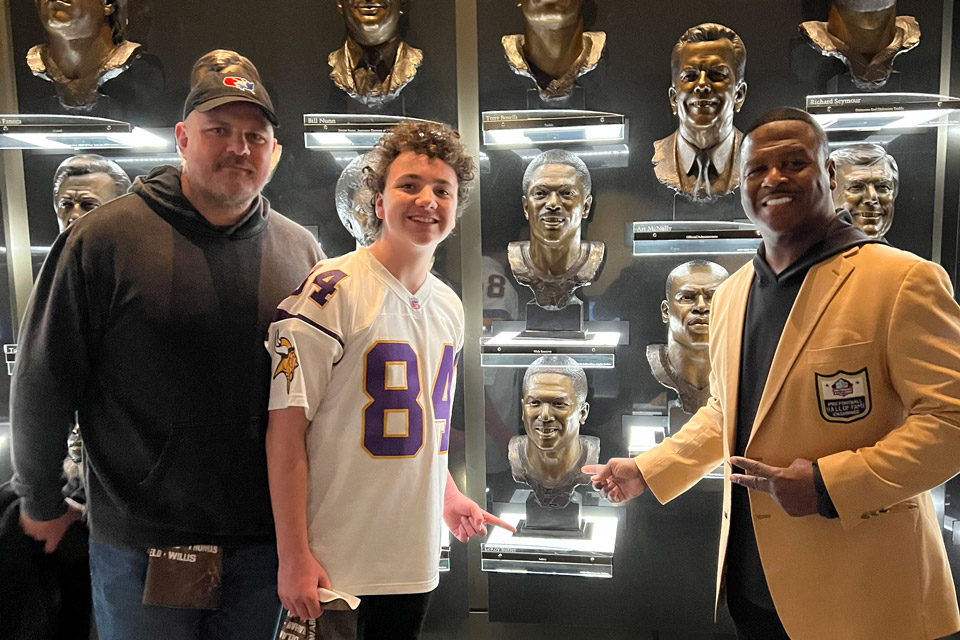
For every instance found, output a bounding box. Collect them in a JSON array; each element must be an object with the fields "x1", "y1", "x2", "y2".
[{"x1": 266, "y1": 120, "x2": 513, "y2": 639}]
